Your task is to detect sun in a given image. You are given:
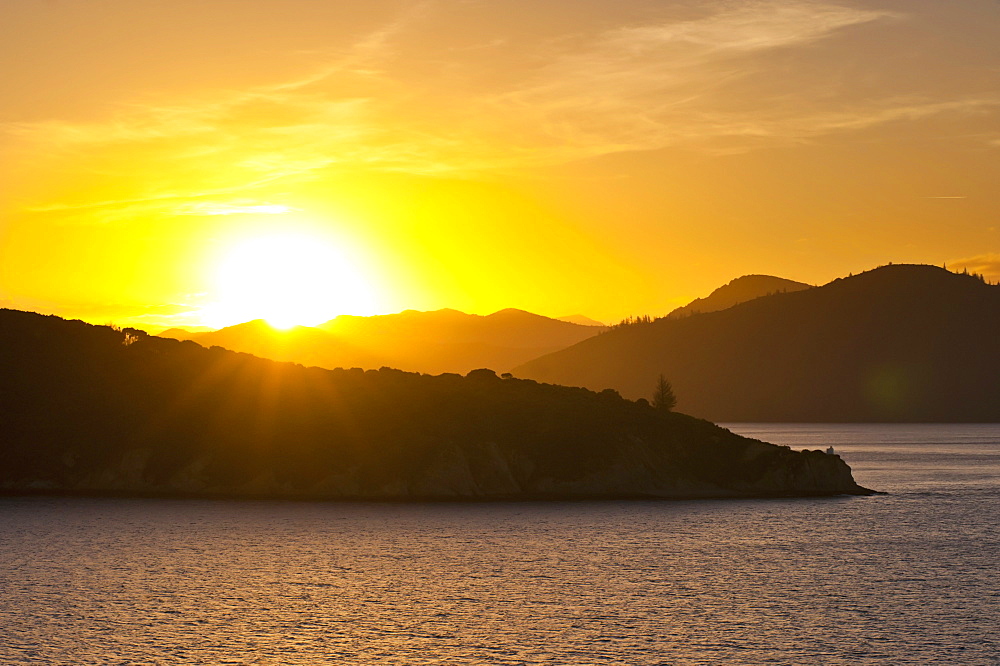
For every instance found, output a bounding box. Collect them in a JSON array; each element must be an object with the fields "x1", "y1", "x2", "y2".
[{"x1": 203, "y1": 231, "x2": 379, "y2": 329}]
